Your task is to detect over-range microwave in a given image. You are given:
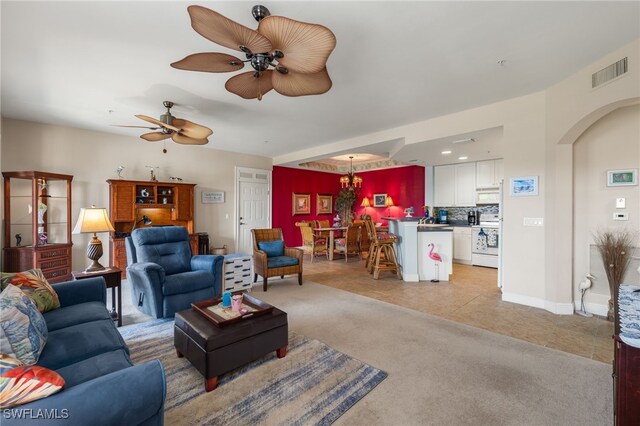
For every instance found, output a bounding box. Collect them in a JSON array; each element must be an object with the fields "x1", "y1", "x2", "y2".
[{"x1": 476, "y1": 190, "x2": 500, "y2": 205}]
